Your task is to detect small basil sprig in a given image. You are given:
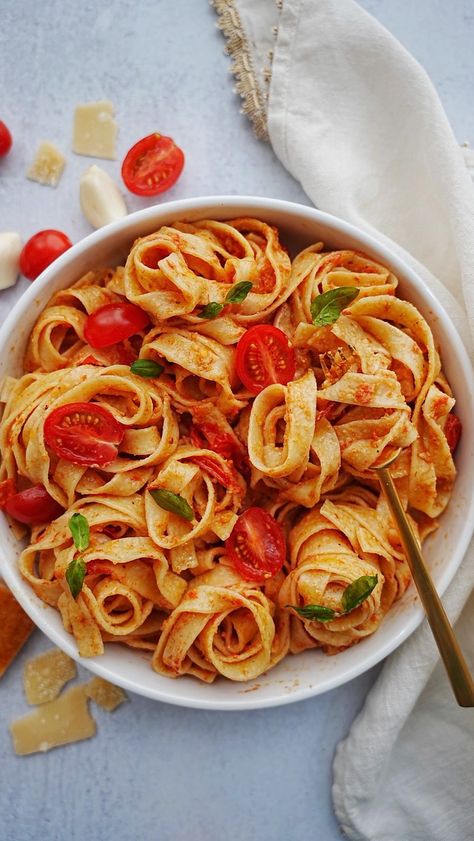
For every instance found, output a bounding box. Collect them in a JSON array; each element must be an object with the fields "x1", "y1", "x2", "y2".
[
  {"x1": 288, "y1": 574, "x2": 378, "y2": 622},
  {"x1": 310, "y1": 287, "x2": 359, "y2": 326},
  {"x1": 131, "y1": 359, "x2": 164, "y2": 378},
  {"x1": 225, "y1": 281, "x2": 253, "y2": 304},
  {"x1": 149, "y1": 488, "x2": 194, "y2": 521},
  {"x1": 66, "y1": 558, "x2": 87, "y2": 600},
  {"x1": 342, "y1": 574, "x2": 379, "y2": 613},
  {"x1": 66, "y1": 513, "x2": 90, "y2": 599},
  {"x1": 199, "y1": 302, "x2": 224, "y2": 320},
  {"x1": 68, "y1": 513, "x2": 90, "y2": 551},
  {"x1": 198, "y1": 281, "x2": 253, "y2": 320},
  {"x1": 288, "y1": 604, "x2": 336, "y2": 622}
]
